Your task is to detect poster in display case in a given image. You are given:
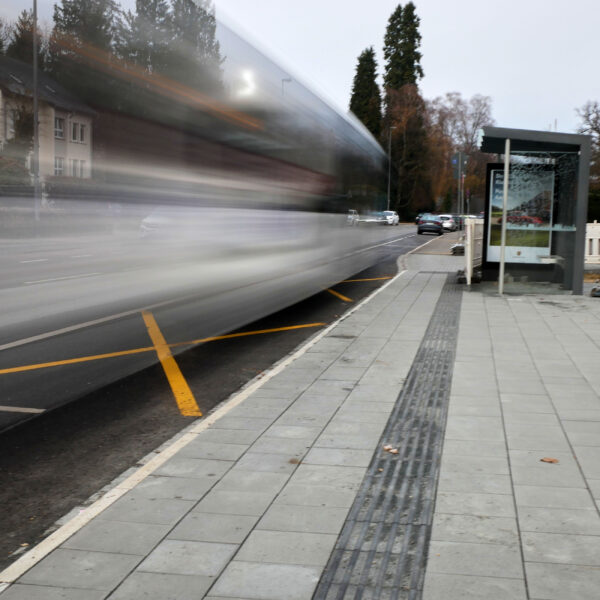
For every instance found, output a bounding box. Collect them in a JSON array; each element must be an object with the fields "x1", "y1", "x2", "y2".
[{"x1": 486, "y1": 166, "x2": 555, "y2": 264}]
